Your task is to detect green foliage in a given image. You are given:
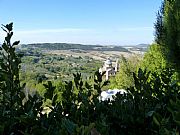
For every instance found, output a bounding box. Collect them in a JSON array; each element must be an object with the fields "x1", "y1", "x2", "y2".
[
  {"x1": 140, "y1": 43, "x2": 174, "y2": 82},
  {"x1": 0, "y1": 22, "x2": 24, "y2": 113},
  {"x1": 19, "y1": 49, "x2": 103, "y2": 88},
  {"x1": 155, "y1": 0, "x2": 180, "y2": 73},
  {"x1": 141, "y1": 43, "x2": 168, "y2": 72},
  {"x1": 168, "y1": 99, "x2": 180, "y2": 127},
  {"x1": 109, "y1": 55, "x2": 141, "y2": 89}
]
